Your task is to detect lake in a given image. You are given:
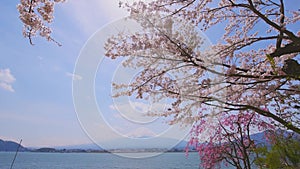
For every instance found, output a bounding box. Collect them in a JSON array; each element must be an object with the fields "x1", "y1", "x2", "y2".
[{"x1": 0, "y1": 152, "x2": 203, "y2": 169}]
